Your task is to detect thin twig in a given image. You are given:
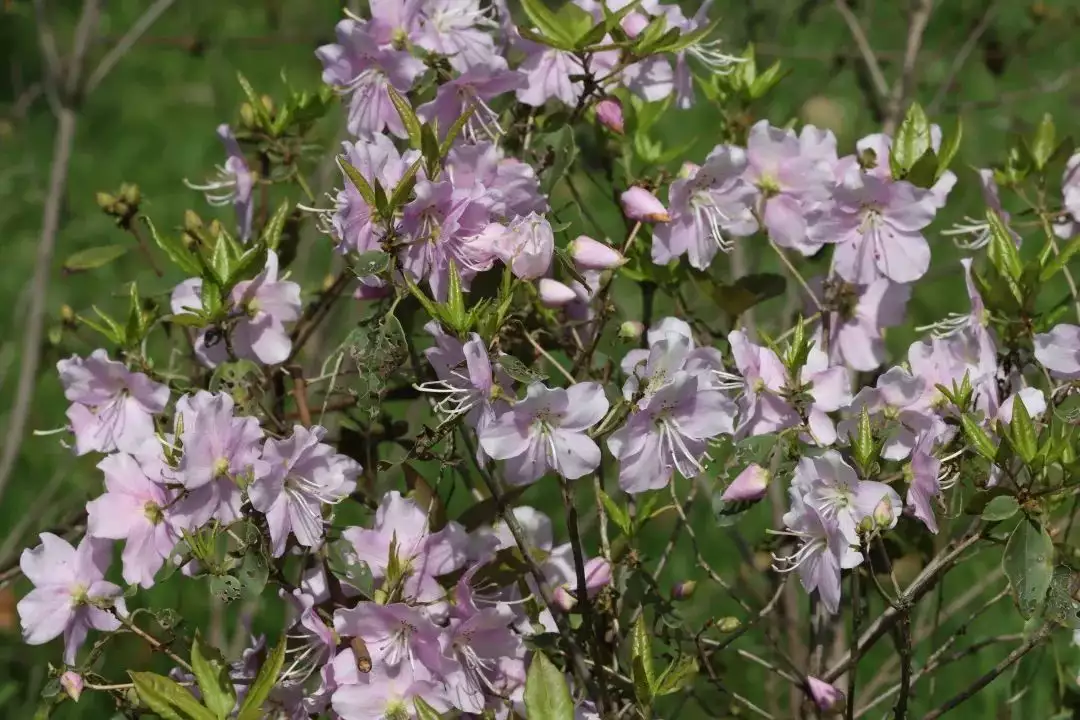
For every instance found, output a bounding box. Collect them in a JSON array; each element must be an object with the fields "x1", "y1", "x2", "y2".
[
  {"x1": 116, "y1": 613, "x2": 194, "y2": 673},
  {"x1": 927, "y1": 1, "x2": 999, "y2": 114},
  {"x1": 833, "y1": 0, "x2": 890, "y2": 98},
  {"x1": 85, "y1": 0, "x2": 179, "y2": 94},
  {"x1": 884, "y1": 0, "x2": 935, "y2": 134}
]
